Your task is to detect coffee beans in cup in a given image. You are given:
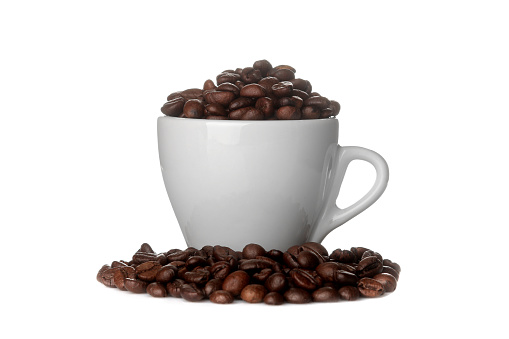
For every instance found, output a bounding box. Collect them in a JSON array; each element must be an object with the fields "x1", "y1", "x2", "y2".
[
  {"x1": 160, "y1": 60, "x2": 341, "y2": 120},
  {"x1": 97, "y1": 242, "x2": 400, "y2": 305}
]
